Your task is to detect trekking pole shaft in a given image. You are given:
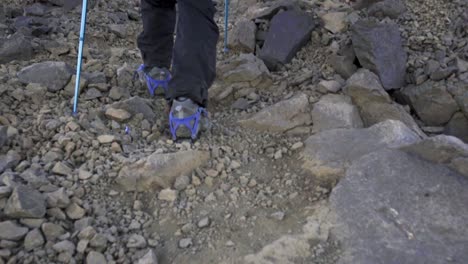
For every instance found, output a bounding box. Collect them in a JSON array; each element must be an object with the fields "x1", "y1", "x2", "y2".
[
  {"x1": 73, "y1": 0, "x2": 88, "y2": 115},
  {"x1": 224, "y1": 0, "x2": 229, "y2": 52}
]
